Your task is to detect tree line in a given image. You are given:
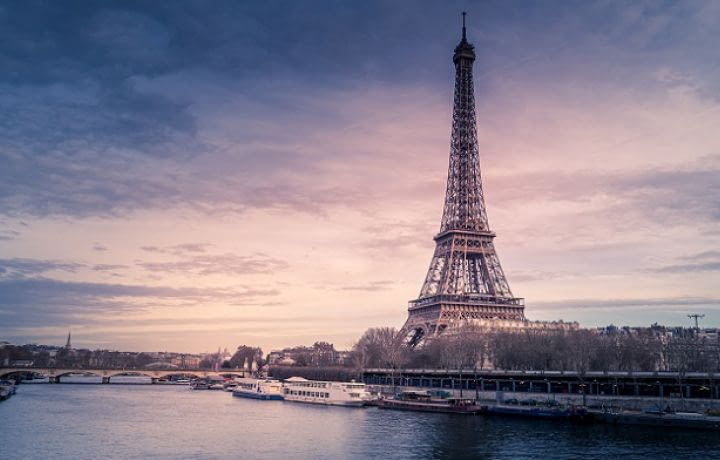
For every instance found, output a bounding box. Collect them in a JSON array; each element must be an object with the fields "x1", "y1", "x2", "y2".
[{"x1": 352, "y1": 325, "x2": 720, "y2": 373}]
